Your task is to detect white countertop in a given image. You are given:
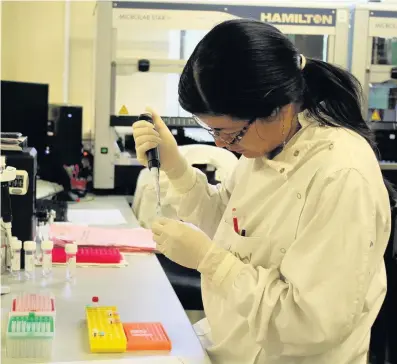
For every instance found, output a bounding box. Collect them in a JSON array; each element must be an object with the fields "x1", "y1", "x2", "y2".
[{"x1": 1, "y1": 196, "x2": 210, "y2": 364}]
